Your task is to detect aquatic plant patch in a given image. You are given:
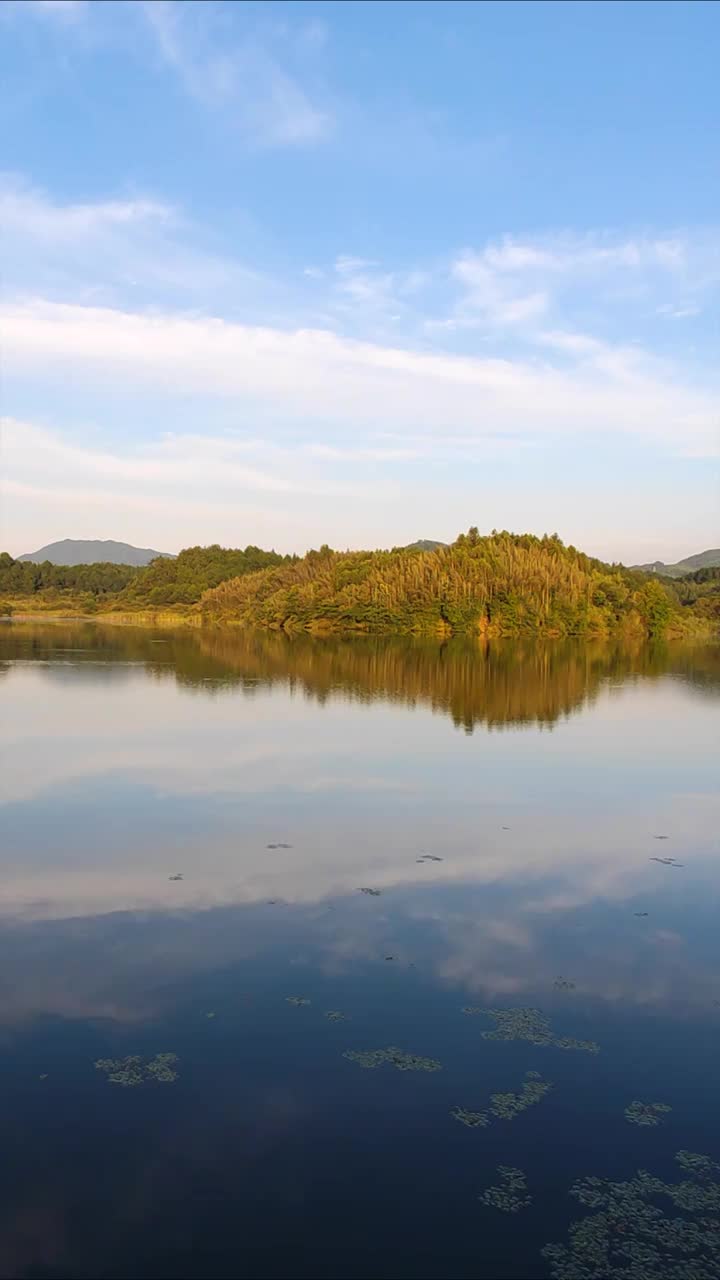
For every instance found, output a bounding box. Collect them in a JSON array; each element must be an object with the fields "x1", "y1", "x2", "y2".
[{"x1": 95, "y1": 1053, "x2": 179, "y2": 1087}]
